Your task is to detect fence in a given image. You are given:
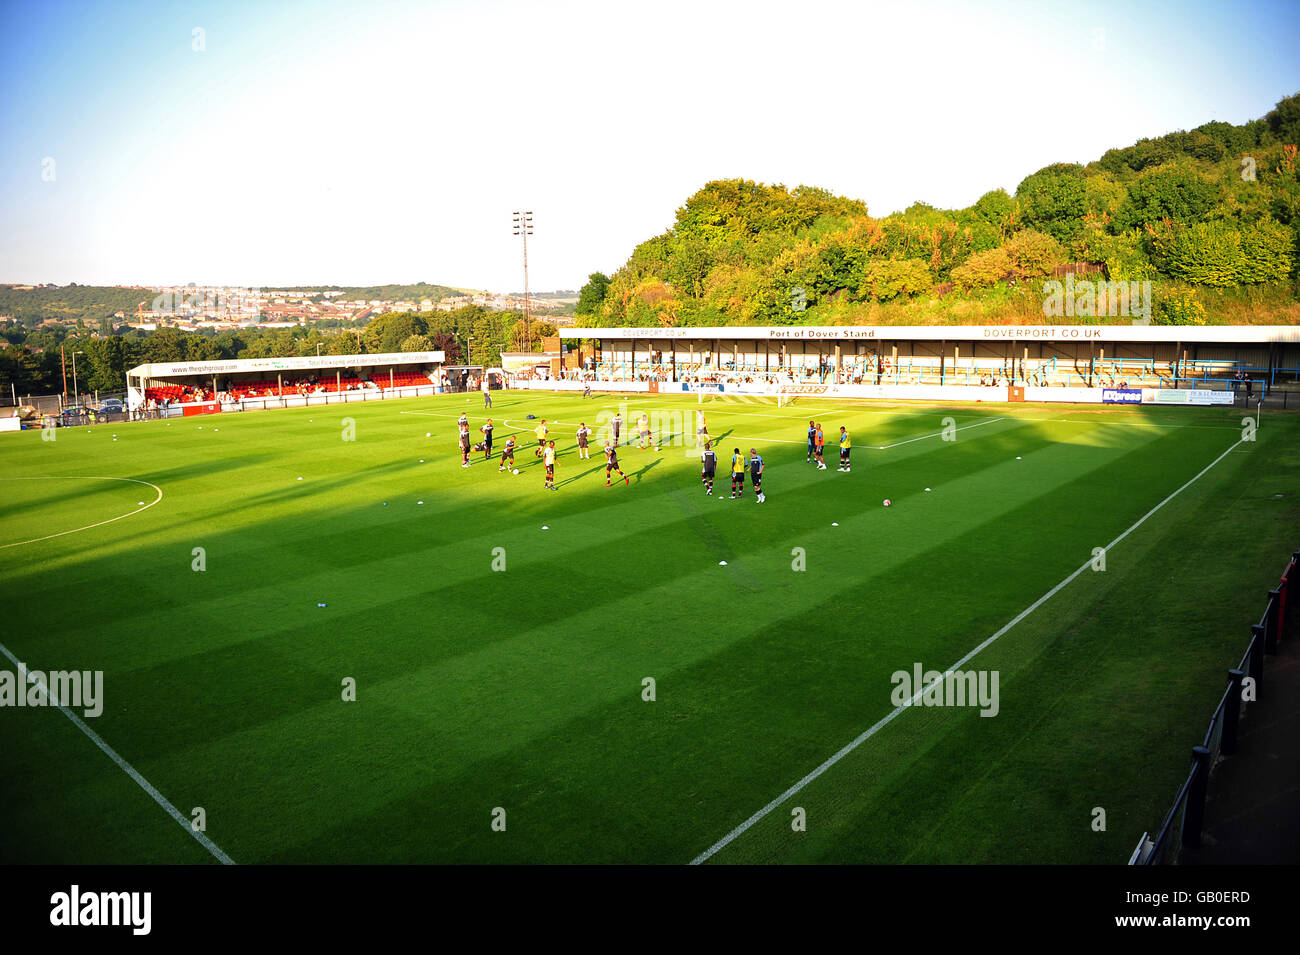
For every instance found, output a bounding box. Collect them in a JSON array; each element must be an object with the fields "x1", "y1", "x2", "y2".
[{"x1": 1129, "y1": 549, "x2": 1297, "y2": 864}]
